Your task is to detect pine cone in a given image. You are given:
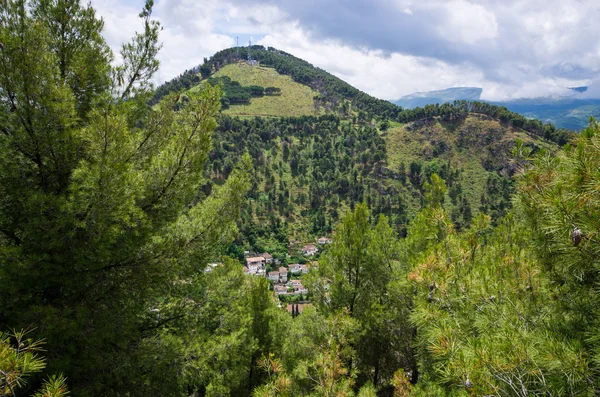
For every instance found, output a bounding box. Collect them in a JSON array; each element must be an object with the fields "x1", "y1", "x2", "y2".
[{"x1": 572, "y1": 227, "x2": 583, "y2": 247}]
